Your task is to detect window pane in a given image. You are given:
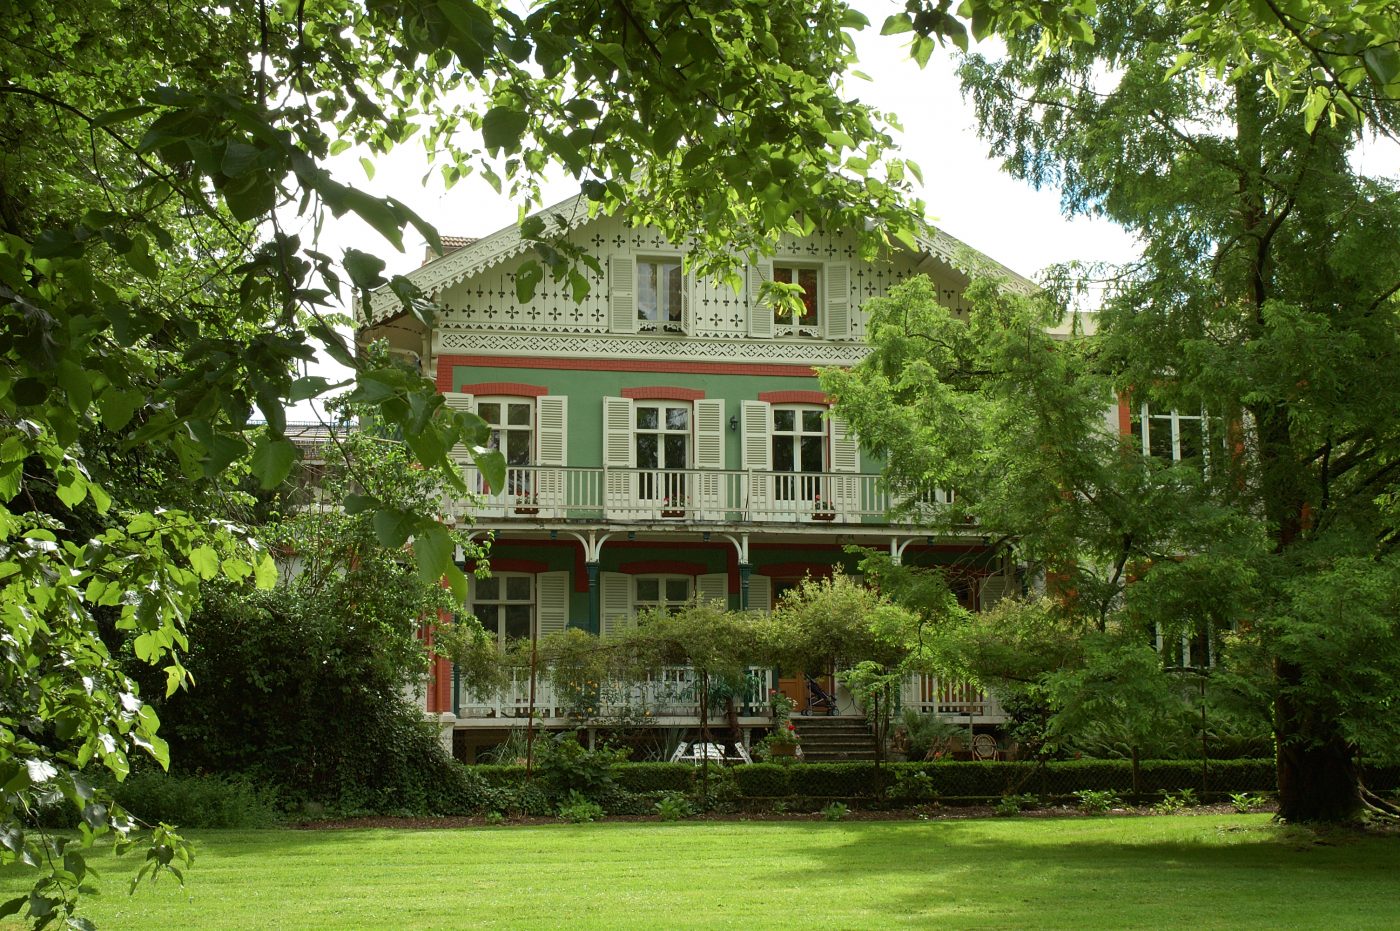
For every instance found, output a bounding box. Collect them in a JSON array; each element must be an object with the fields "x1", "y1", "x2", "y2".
[
  {"x1": 773, "y1": 436, "x2": 795, "y2": 472},
  {"x1": 666, "y1": 407, "x2": 688, "y2": 430},
  {"x1": 472, "y1": 604, "x2": 494, "y2": 629},
  {"x1": 506, "y1": 430, "x2": 530, "y2": 465},
  {"x1": 773, "y1": 409, "x2": 795, "y2": 432},
  {"x1": 636, "y1": 433, "x2": 658, "y2": 469},
  {"x1": 504, "y1": 605, "x2": 532, "y2": 640},
  {"x1": 798, "y1": 268, "x2": 818, "y2": 320},
  {"x1": 638, "y1": 262, "x2": 658, "y2": 321},
  {"x1": 477, "y1": 402, "x2": 501, "y2": 425},
  {"x1": 636, "y1": 579, "x2": 660, "y2": 602},
  {"x1": 636, "y1": 407, "x2": 658, "y2": 430},
  {"x1": 666, "y1": 578, "x2": 690, "y2": 602},
  {"x1": 1178, "y1": 417, "x2": 1203, "y2": 461},
  {"x1": 664, "y1": 433, "x2": 687, "y2": 469},
  {"x1": 773, "y1": 266, "x2": 793, "y2": 285},
  {"x1": 802, "y1": 410, "x2": 824, "y2": 433},
  {"x1": 507, "y1": 403, "x2": 531, "y2": 426},
  {"x1": 800, "y1": 435, "x2": 823, "y2": 472},
  {"x1": 505, "y1": 576, "x2": 531, "y2": 601},
  {"x1": 664, "y1": 263, "x2": 683, "y2": 322},
  {"x1": 1149, "y1": 417, "x2": 1174, "y2": 459},
  {"x1": 476, "y1": 578, "x2": 500, "y2": 601}
]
